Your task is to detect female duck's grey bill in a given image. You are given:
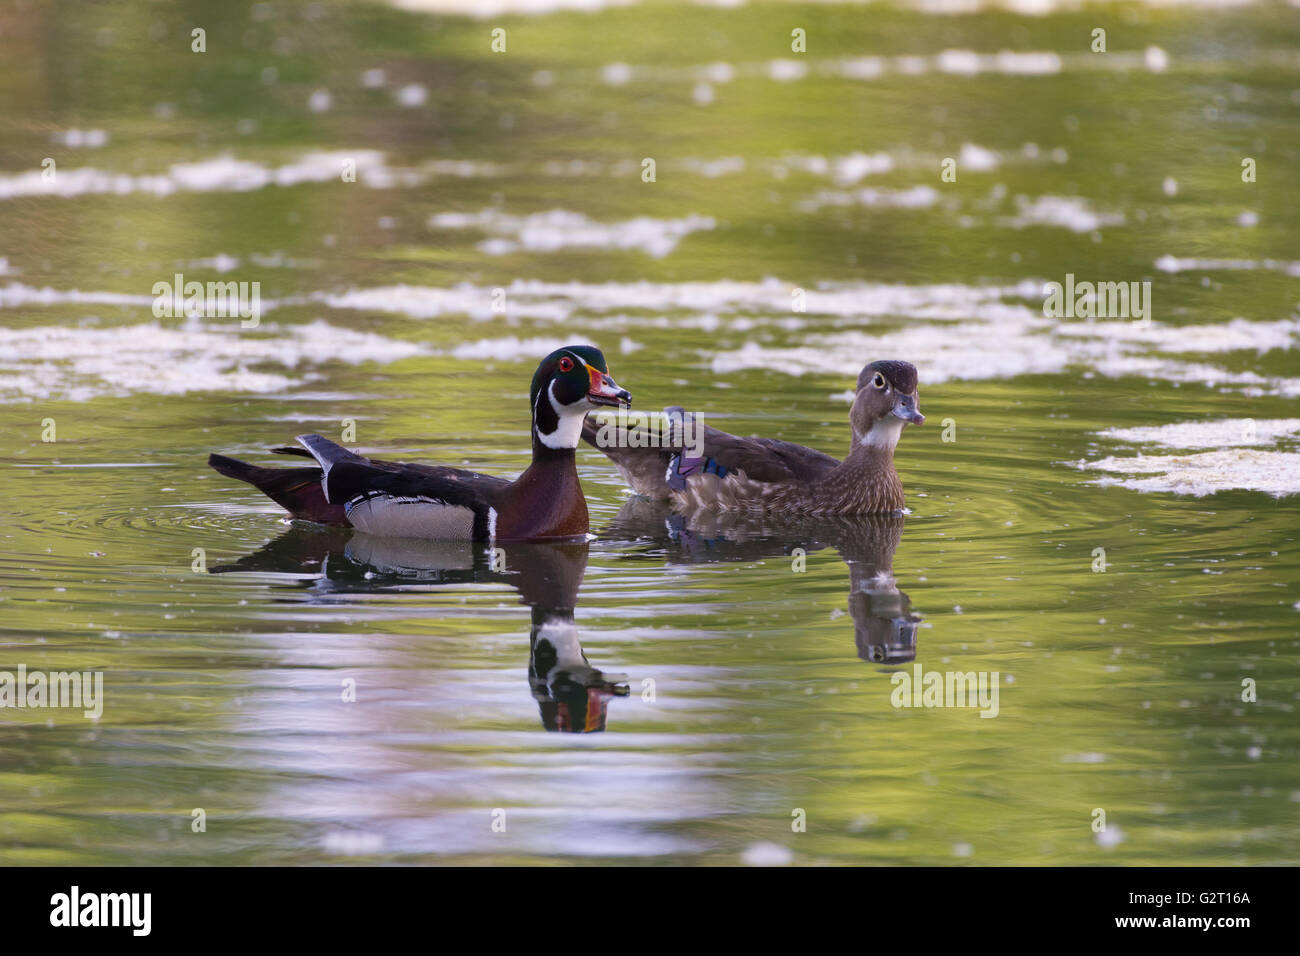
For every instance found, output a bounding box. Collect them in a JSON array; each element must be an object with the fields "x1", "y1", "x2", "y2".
[{"x1": 892, "y1": 392, "x2": 925, "y2": 425}]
